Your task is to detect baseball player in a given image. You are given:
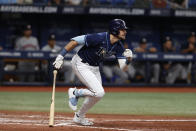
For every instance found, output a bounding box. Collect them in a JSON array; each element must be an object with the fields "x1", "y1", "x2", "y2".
[
  {"x1": 53, "y1": 19, "x2": 133, "y2": 126},
  {"x1": 15, "y1": 24, "x2": 39, "y2": 82}
]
